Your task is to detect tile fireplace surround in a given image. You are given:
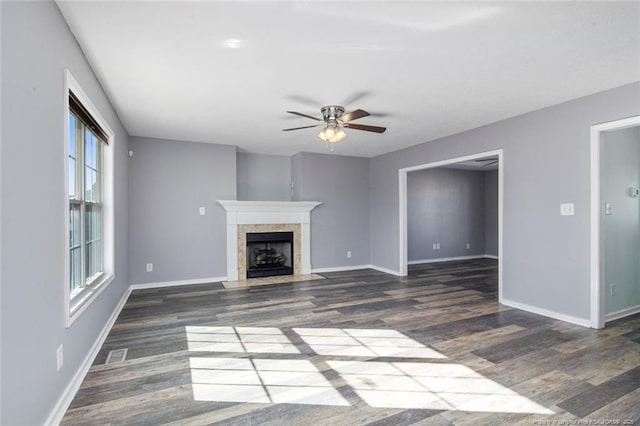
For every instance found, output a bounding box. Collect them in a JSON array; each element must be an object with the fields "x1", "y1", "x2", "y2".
[{"x1": 217, "y1": 200, "x2": 321, "y2": 281}]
